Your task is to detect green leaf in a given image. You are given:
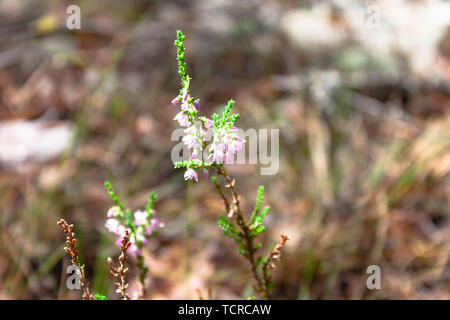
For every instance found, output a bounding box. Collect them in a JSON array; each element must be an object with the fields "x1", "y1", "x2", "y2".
[
  {"x1": 174, "y1": 161, "x2": 189, "y2": 168},
  {"x1": 260, "y1": 206, "x2": 269, "y2": 220},
  {"x1": 218, "y1": 216, "x2": 245, "y2": 247},
  {"x1": 124, "y1": 209, "x2": 136, "y2": 232},
  {"x1": 254, "y1": 225, "x2": 265, "y2": 235},
  {"x1": 174, "y1": 159, "x2": 203, "y2": 170},
  {"x1": 211, "y1": 176, "x2": 219, "y2": 187},
  {"x1": 218, "y1": 216, "x2": 232, "y2": 229},
  {"x1": 94, "y1": 293, "x2": 107, "y2": 300},
  {"x1": 104, "y1": 181, "x2": 124, "y2": 211},
  {"x1": 223, "y1": 230, "x2": 241, "y2": 242},
  {"x1": 251, "y1": 186, "x2": 264, "y2": 223},
  {"x1": 145, "y1": 192, "x2": 156, "y2": 215},
  {"x1": 220, "y1": 100, "x2": 236, "y2": 126},
  {"x1": 256, "y1": 256, "x2": 264, "y2": 267},
  {"x1": 218, "y1": 216, "x2": 241, "y2": 240},
  {"x1": 175, "y1": 30, "x2": 187, "y2": 87},
  {"x1": 267, "y1": 281, "x2": 275, "y2": 294}
]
